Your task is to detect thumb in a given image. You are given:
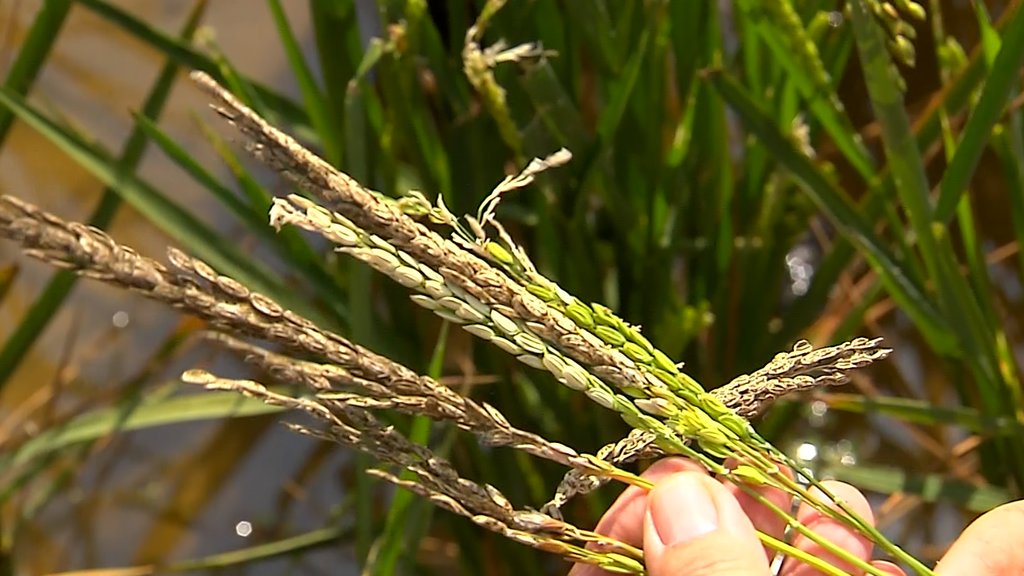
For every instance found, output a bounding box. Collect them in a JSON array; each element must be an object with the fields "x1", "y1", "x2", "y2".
[{"x1": 645, "y1": 472, "x2": 771, "y2": 576}]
